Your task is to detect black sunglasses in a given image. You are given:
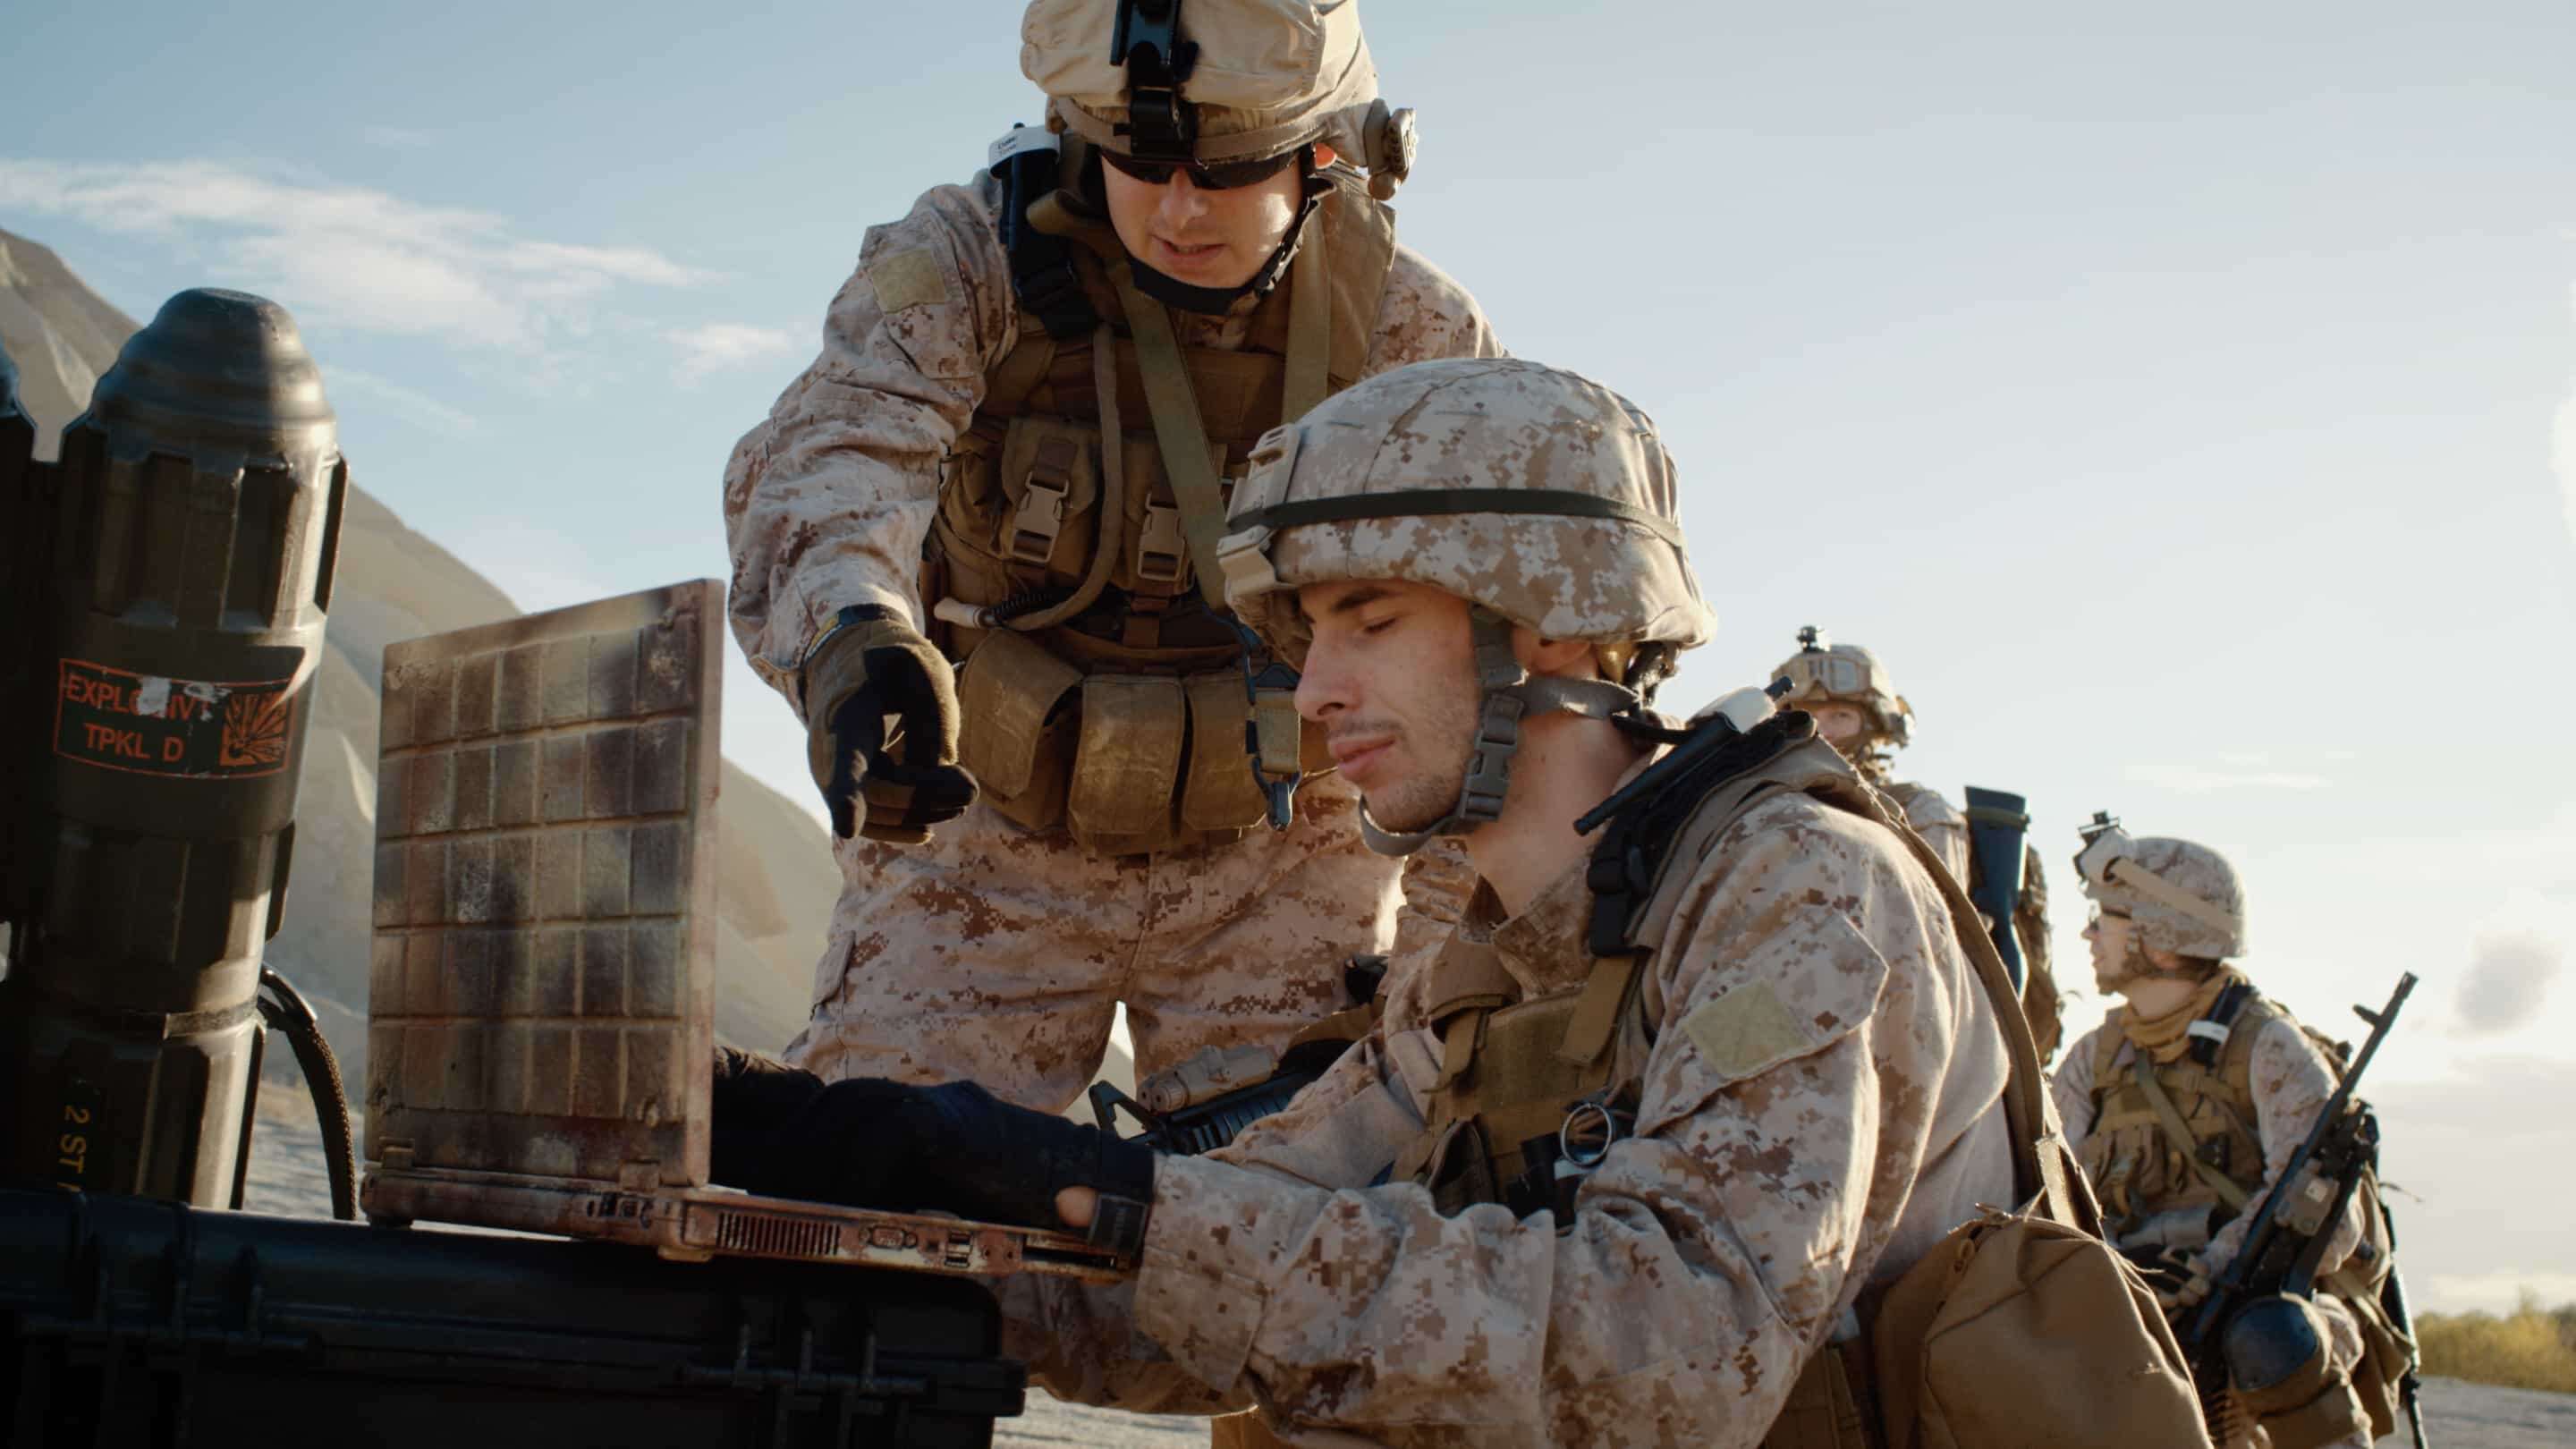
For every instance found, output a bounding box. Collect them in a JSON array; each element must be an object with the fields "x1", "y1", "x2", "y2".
[{"x1": 1100, "y1": 148, "x2": 1299, "y2": 191}]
